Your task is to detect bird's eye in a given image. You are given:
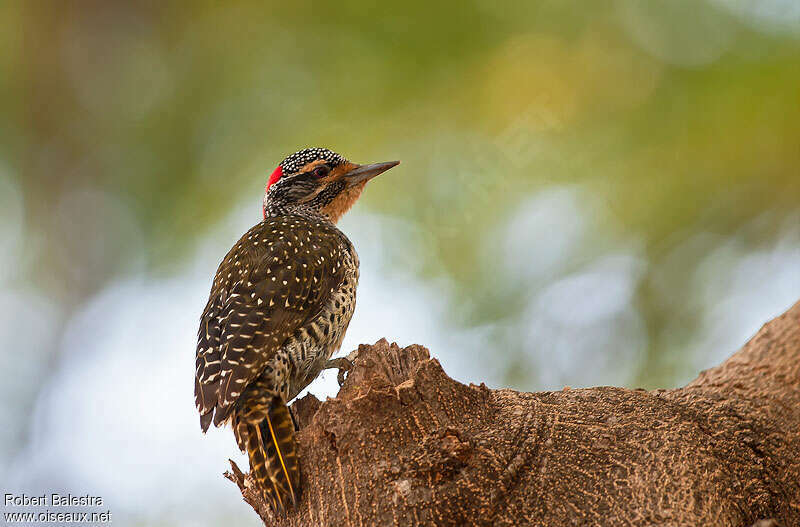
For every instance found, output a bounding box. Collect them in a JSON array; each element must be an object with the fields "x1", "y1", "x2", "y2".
[{"x1": 312, "y1": 165, "x2": 329, "y2": 178}]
